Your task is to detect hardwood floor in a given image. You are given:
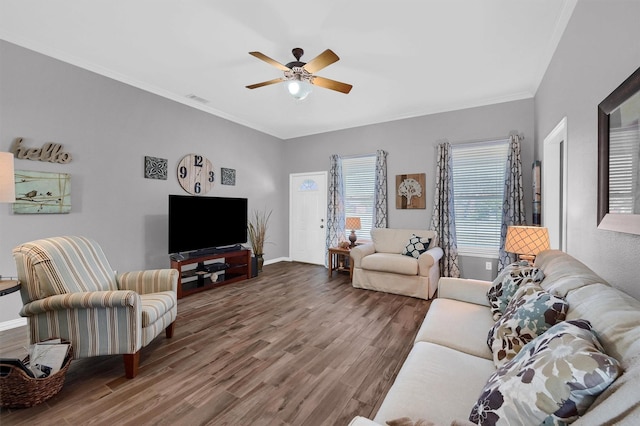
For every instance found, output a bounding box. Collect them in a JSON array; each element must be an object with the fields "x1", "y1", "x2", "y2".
[{"x1": 0, "y1": 262, "x2": 431, "y2": 425}]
